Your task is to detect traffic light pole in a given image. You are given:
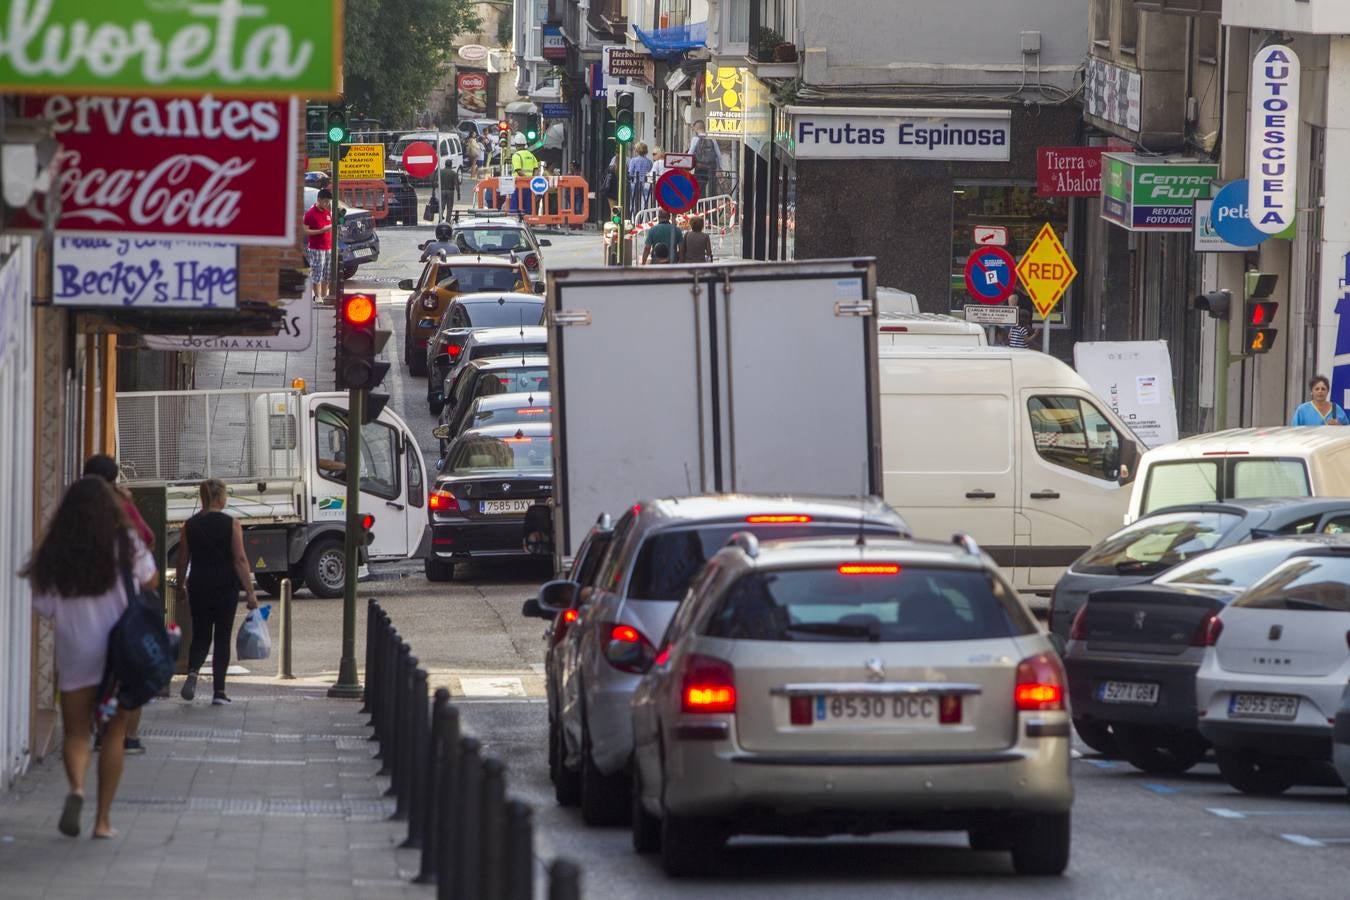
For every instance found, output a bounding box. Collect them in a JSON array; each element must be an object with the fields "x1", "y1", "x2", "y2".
[
  {"x1": 1213, "y1": 317, "x2": 1230, "y2": 431},
  {"x1": 329, "y1": 384, "x2": 365, "y2": 699},
  {"x1": 616, "y1": 141, "x2": 627, "y2": 266},
  {"x1": 329, "y1": 132, "x2": 342, "y2": 304}
]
